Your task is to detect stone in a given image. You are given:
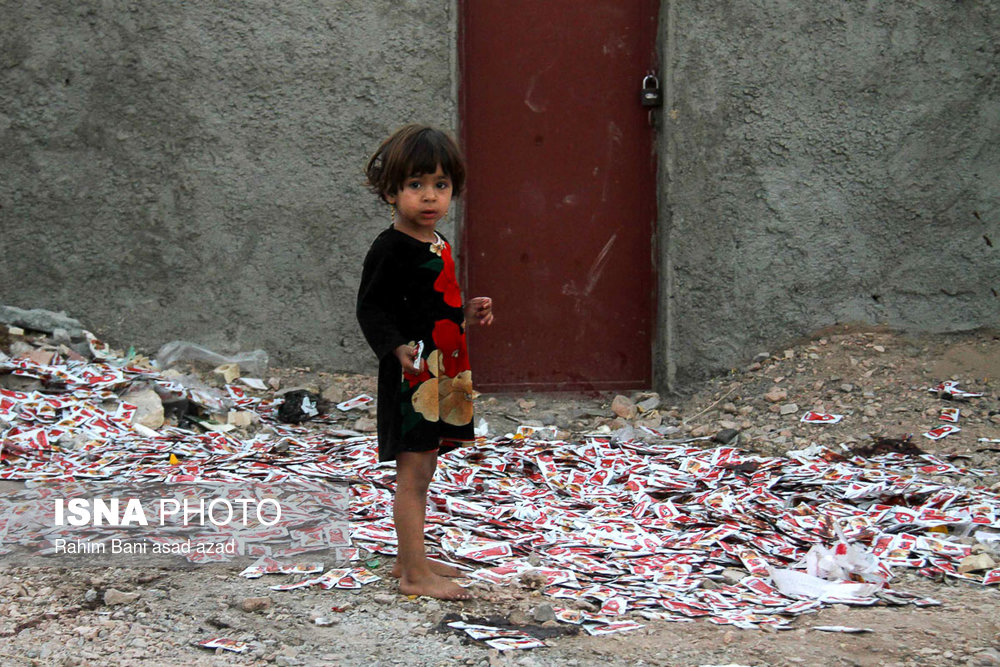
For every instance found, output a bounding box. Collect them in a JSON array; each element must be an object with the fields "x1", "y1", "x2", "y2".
[
  {"x1": 611, "y1": 395, "x2": 637, "y2": 420},
  {"x1": 958, "y1": 553, "x2": 996, "y2": 573},
  {"x1": 636, "y1": 394, "x2": 660, "y2": 413},
  {"x1": 712, "y1": 428, "x2": 739, "y2": 445},
  {"x1": 103, "y1": 589, "x2": 141, "y2": 606},
  {"x1": 721, "y1": 568, "x2": 746, "y2": 585},
  {"x1": 764, "y1": 388, "x2": 788, "y2": 403},
  {"x1": 239, "y1": 596, "x2": 273, "y2": 612},
  {"x1": 124, "y1": 388, "x2": 164, "y2": 429},
  {"x1": 532, "y1": 603, "x2": 556, "y2": 623},
  {"x1": 354, "y1": 416, "x2": 377, "y2": 432},
  {"x1": 779, "y1": 403, "x2": 799, "y2": 415},
  {"x1": 0, "y1": 305, "x2": 86, "y2": 338},
  {"x1": 507, "y1": 609, "x2": 531, "y2": 626},
  {"x1": 227, "y1": 411, "x2": 256, "y2": 427}
]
